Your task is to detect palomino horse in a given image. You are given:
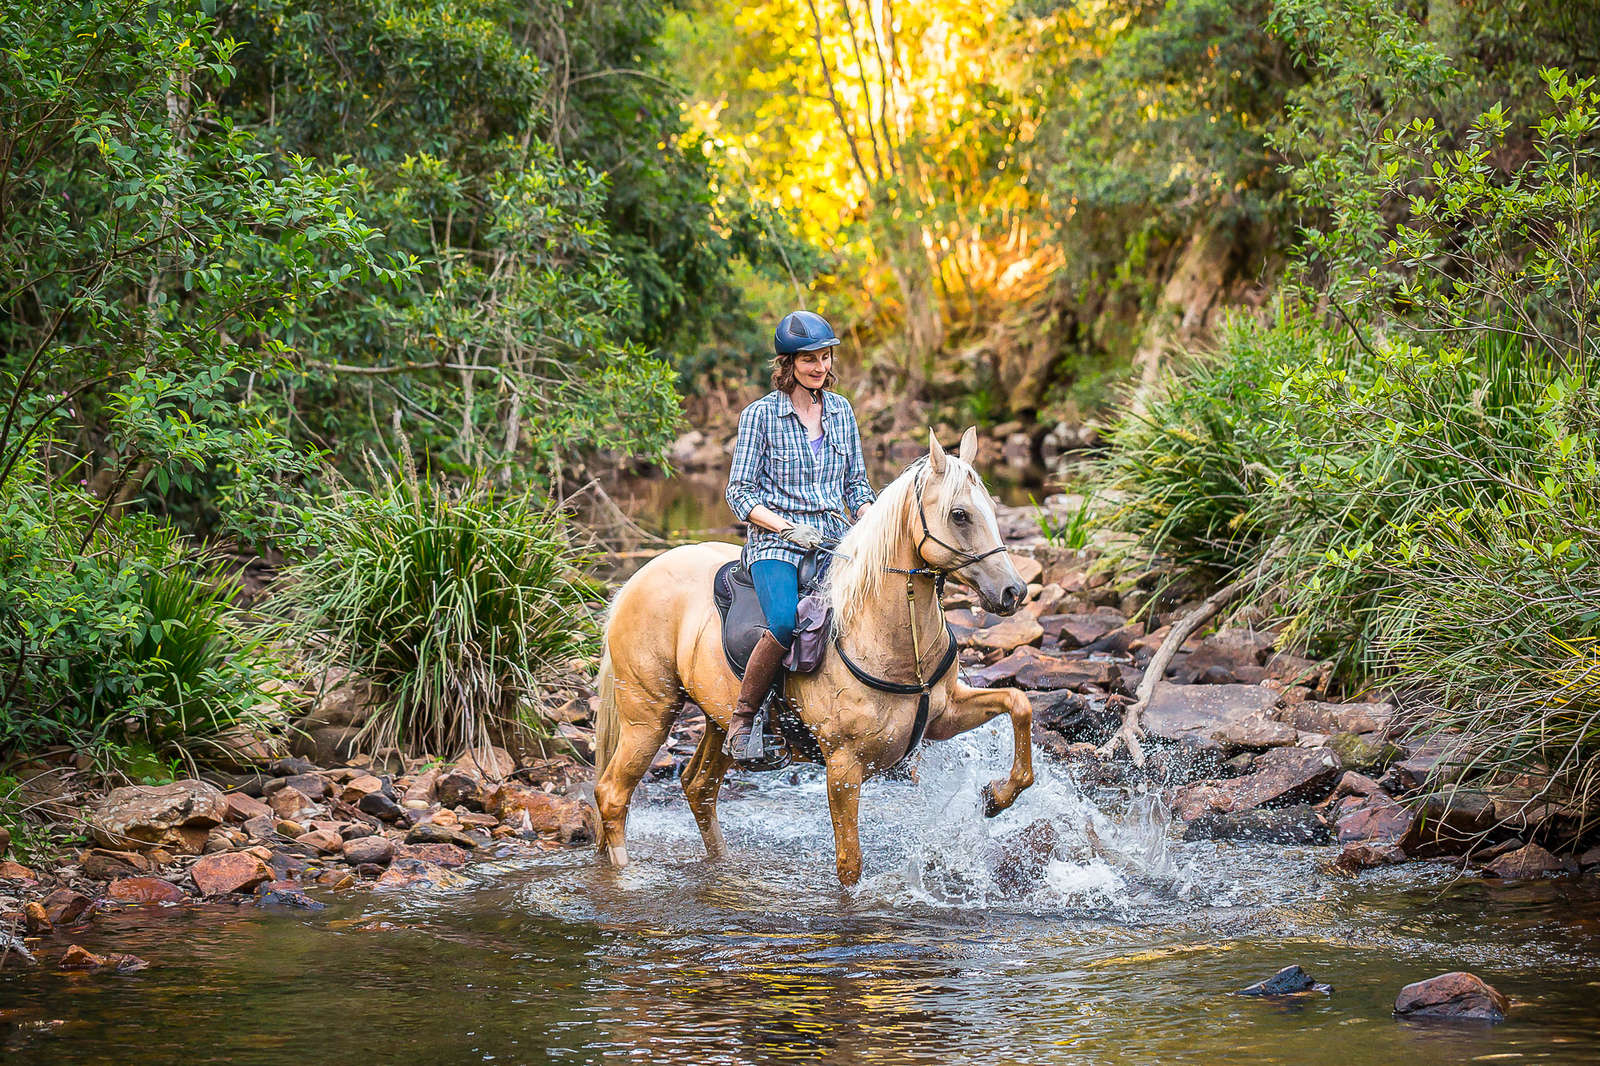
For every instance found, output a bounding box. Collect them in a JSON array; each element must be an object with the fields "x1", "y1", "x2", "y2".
[{"x1": 593, "y1": 428, "x2": 1034, "y2": 886}]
